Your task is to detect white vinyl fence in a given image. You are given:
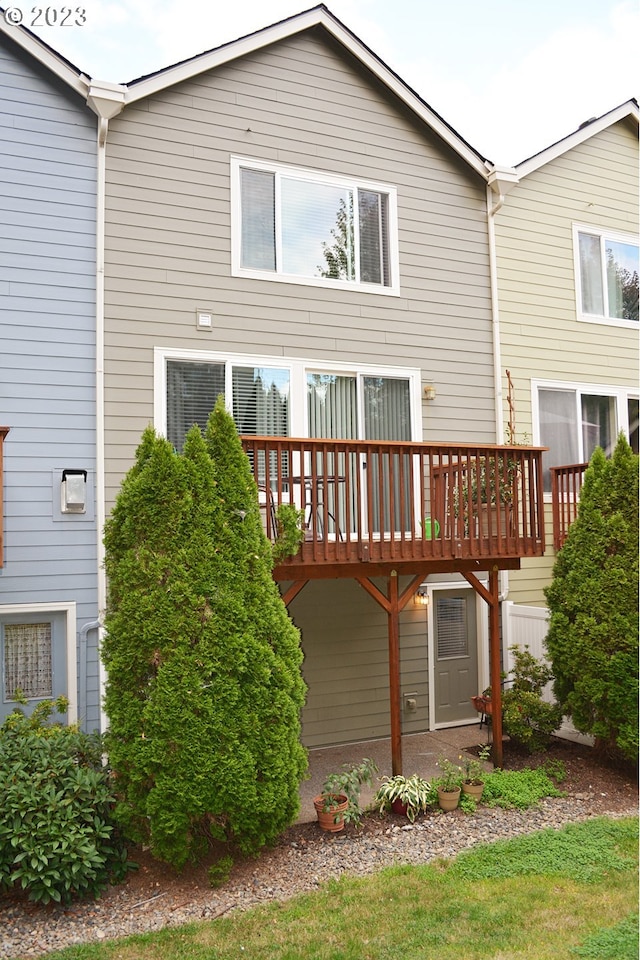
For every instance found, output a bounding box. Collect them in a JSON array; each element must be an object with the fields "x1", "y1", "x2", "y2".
[{"x1": 502, "y1": 602, "x2": 553, "y2": 702}]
